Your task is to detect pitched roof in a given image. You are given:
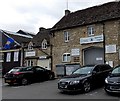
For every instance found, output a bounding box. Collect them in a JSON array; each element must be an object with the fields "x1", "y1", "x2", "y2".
[
  {"x1": 0, "y1": 29, "x2": 32, "y2": 49},
  {"x1": 17, "y1": 30, "x2": 35, "y2": 37},
  {"x1": 31, "y1": 28, "x2": 51, "y2": 46},
  {"x1": 52, "y1": 1, "x2": 120, "y2": 31},
  {"x1": 2, "y1": 30, "x2": 32, "y2": 44}
]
